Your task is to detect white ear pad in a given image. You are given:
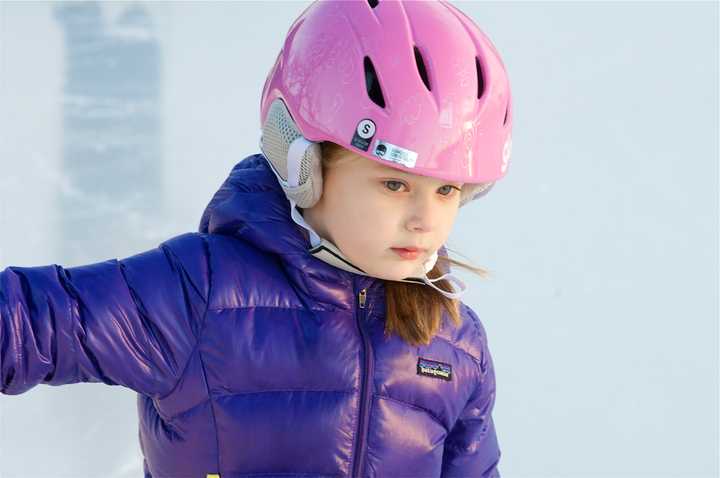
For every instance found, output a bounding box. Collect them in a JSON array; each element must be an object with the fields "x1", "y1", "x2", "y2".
[
  {"x1": 260, "y1": 98, "x2": 323, "y2": 208},
  {"x1": 460, "y1": 181, "x2": 495, "y2": 206}
]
